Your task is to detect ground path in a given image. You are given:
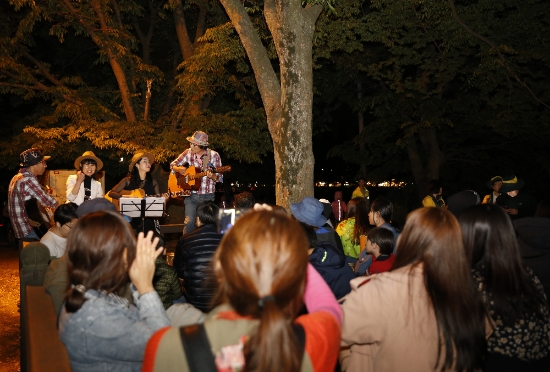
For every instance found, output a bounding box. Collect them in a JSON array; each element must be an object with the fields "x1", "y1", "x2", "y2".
[{"x1": 0, "y1": 242, "x2": 20, "y2": 372}]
